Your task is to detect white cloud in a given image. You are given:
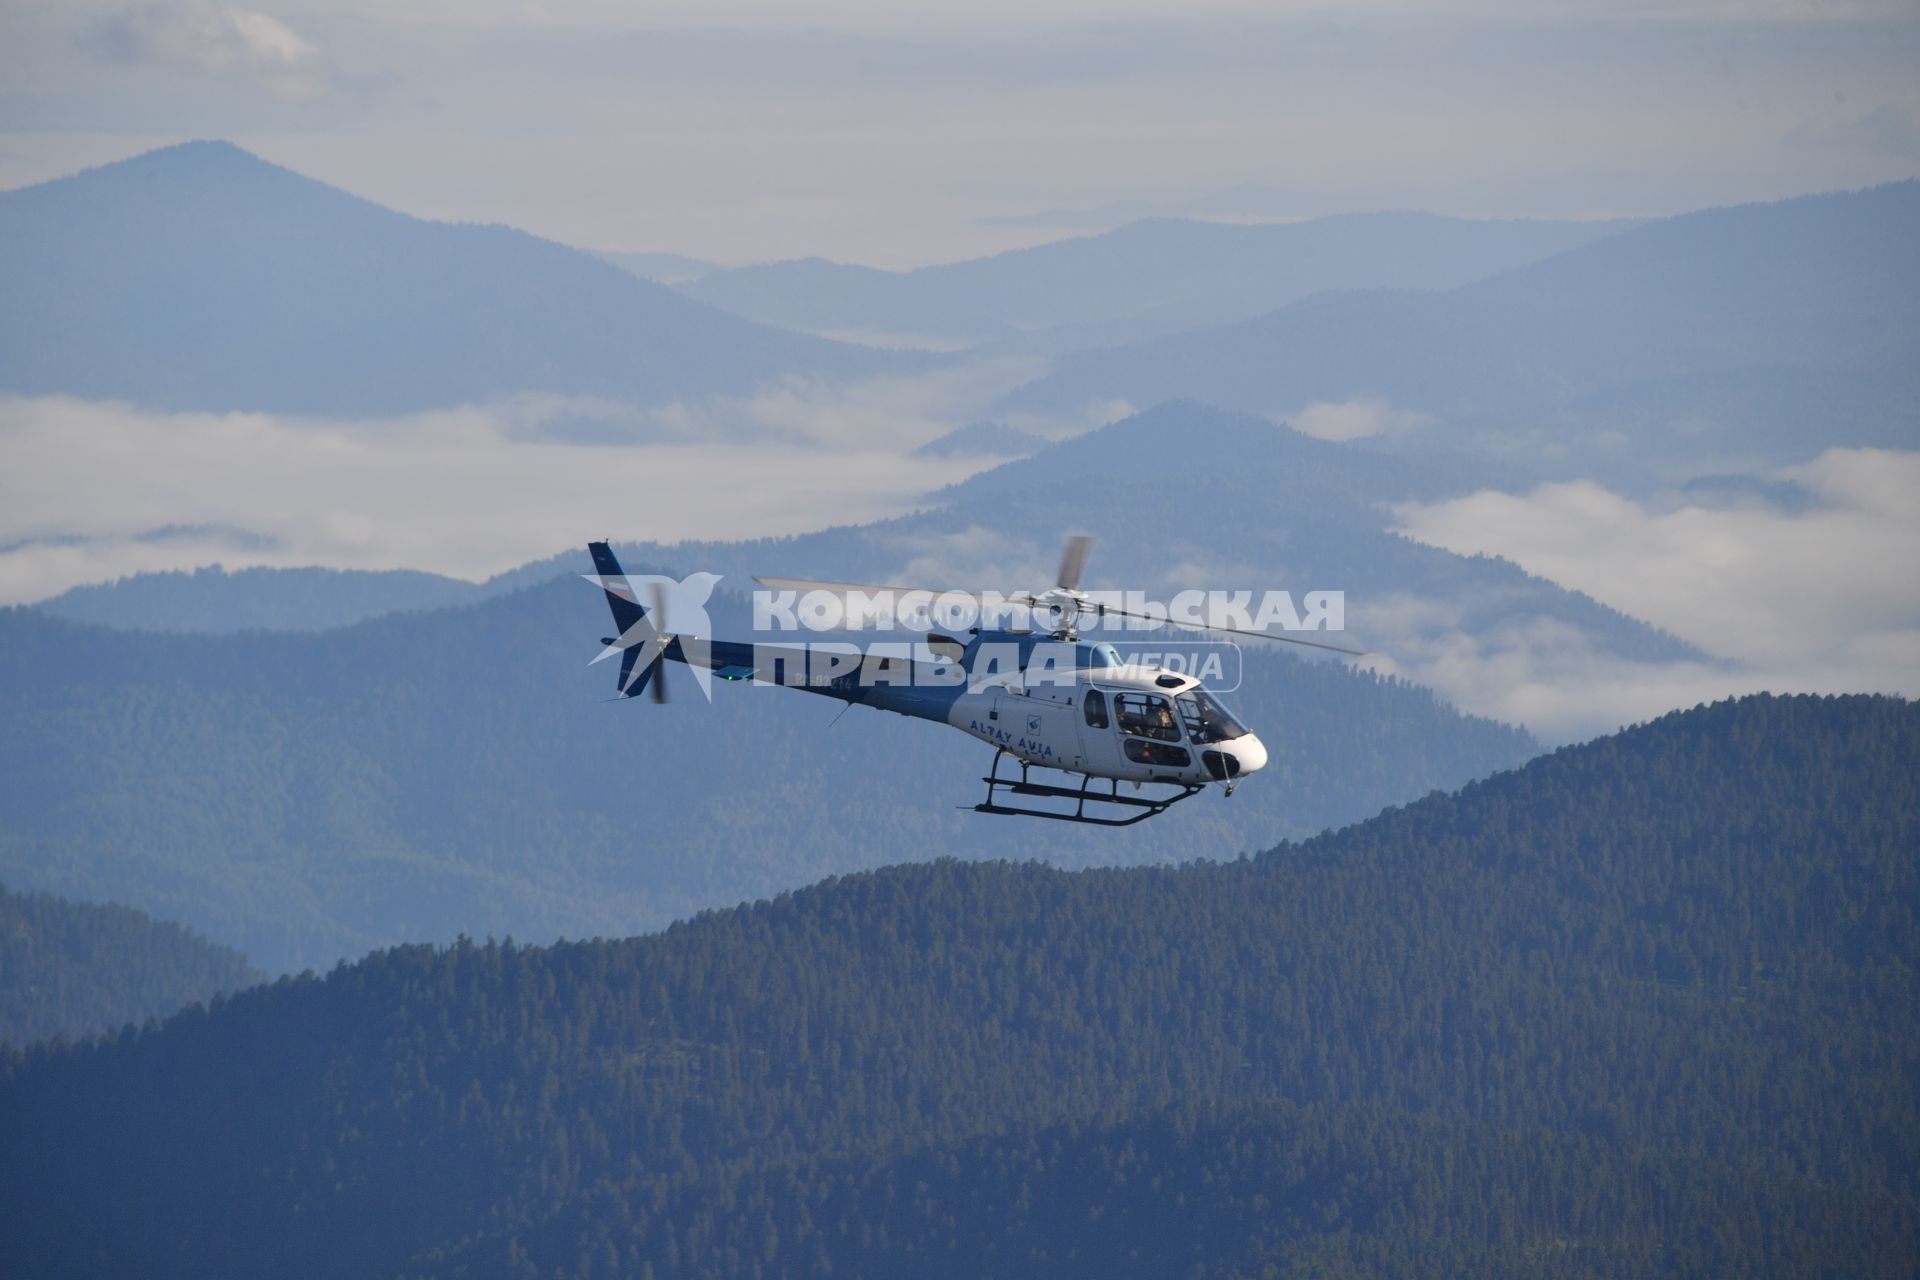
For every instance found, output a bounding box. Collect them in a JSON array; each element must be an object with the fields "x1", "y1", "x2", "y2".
[
  {"x1": 1381, "y1": 448, "x2": 1920, "y2": 739},
  {"x1": 651, "y1": 359, "x2": 1044, "y2": 452},
  {"x1": 0, "y1": 395, "x2": 991, "y2": 604},
  {"x1": 893, "y1": 525, "x2": 1057, "y2": 594},
  {"x1": 95, "y1": 2, "x2": 335, "y2": 100},
  {"x1": 1351, "y1": 611, "x2": 1747, "y2": 740},
  {"x1": 1286, "y1": 398, "x2": 1431, "y2": 442}
]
